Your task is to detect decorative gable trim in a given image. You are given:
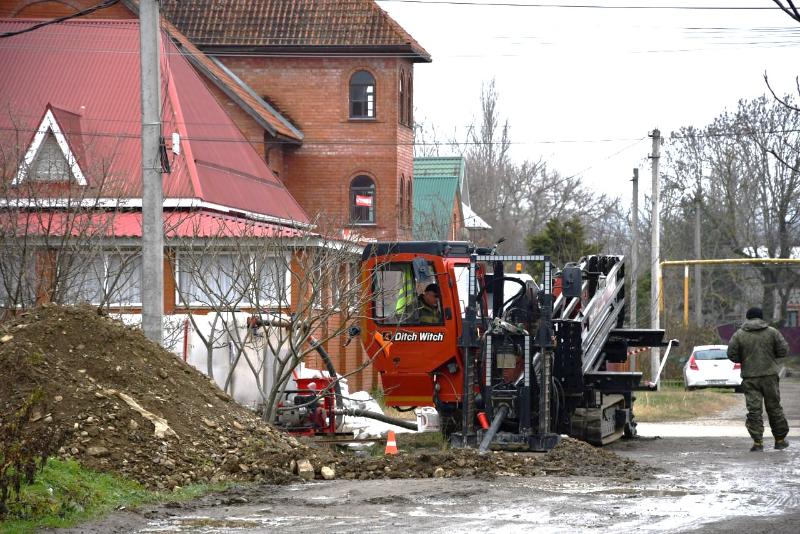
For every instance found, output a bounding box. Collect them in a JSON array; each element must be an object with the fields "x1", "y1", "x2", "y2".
[{"x1": 13, "y1": 108, "x2": 87, "y2": 186}]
